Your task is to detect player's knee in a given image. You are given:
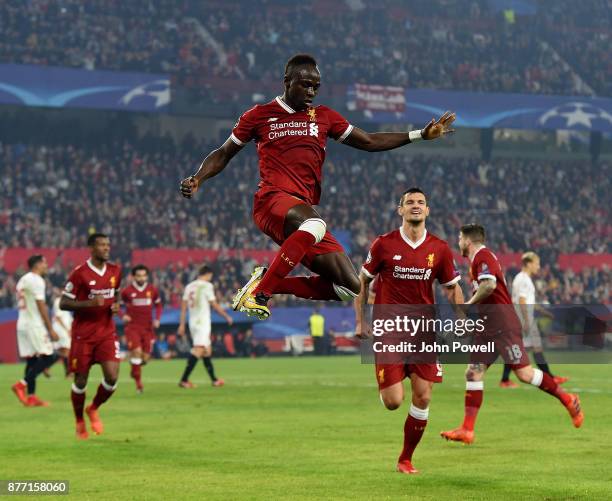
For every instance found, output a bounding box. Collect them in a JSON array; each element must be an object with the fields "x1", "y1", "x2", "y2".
[
  {"x1": 74, "y1": 374, "x2": 88, "y2": 389},
  {"x1": 380, "y1": 393, "x2": 403, "y2": 410},
  {"x1": 104, "y1": 377, "x2": 118, "y2": 387},
  {"x1": 412, "y1": 393, "x2": 431, "y2": 410},
  {"x1": 298, "y1": 218, "x2": 326, "y2": 244}
]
